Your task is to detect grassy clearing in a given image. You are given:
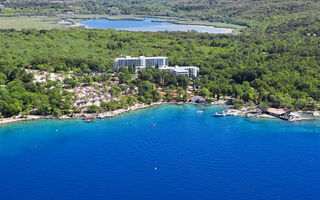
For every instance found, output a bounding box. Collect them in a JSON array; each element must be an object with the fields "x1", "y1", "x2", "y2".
[
  {"x1": 174, "y1": 20, "x2": 243, "y2": 30},
  {"x1": 0, "y1": 16, "x2": 67, "y2": 30},
  {"x1": 162, "y1": 19, "x2": 244, "y2": 34}
]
